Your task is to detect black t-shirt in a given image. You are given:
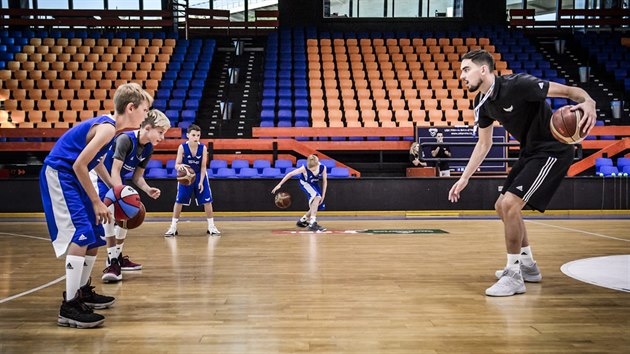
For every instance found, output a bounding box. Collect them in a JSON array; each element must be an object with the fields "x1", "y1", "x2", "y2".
[
  {"x1": 113, "y1": 133, "x2": 152, "y2": 169},
  {"x1": 475, "y1": 73, "x2": 571, "y2": 155},
  {"x1": 433, "y1": 144, "x2": 451, "y2": 170},
  {"x1": 409, "y1": 150, "x2": 426, "y2": 165}
]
